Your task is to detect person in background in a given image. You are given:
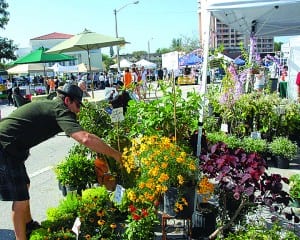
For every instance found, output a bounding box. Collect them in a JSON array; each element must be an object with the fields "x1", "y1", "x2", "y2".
[
  {"x1": 109, "y1": 81, "x2": 132, "y2": 114},
  {"x1": 6, "y1": 79, "x2": 13, "y2": 106},
  {"x1": 0, "y1": 84, "x2": 122, "y2": 240},
  {"x1": 78, "y1": 80, "x2": 91, "y2": 97},
  {"x1": 98, "y1": 72, "x2": 105, "y2": 90},
  {"x1": 254, "y1": 68, "x2": 265, "y2": 92},
  {"x1": 123, "y1": 68, "x2": 132, "y2": 89},
  {"x1": 140, "y1": 66, "x2": 148, "y2": 99}
]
